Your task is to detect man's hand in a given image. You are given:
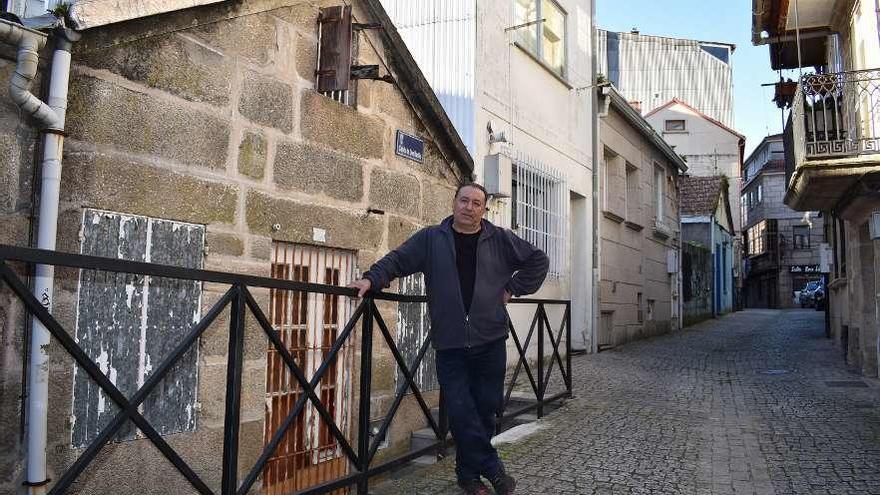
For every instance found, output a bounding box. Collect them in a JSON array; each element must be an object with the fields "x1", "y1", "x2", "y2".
[
  {"x1": 348, "y1": 278, "x2": 372, "y2": 298},
  {"x1": 503, "y1": 290, "x2": 513, "y2": 304}
]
